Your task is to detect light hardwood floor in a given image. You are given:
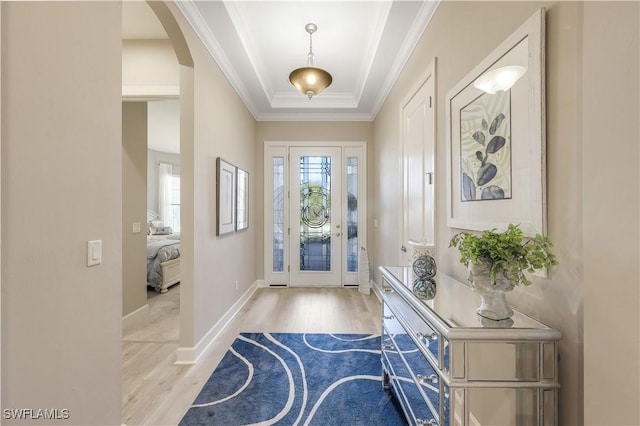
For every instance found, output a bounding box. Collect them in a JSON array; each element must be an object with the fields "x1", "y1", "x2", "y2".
[{"x1": 122, "y1": 285, "x2": 382, "y2": 425}]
